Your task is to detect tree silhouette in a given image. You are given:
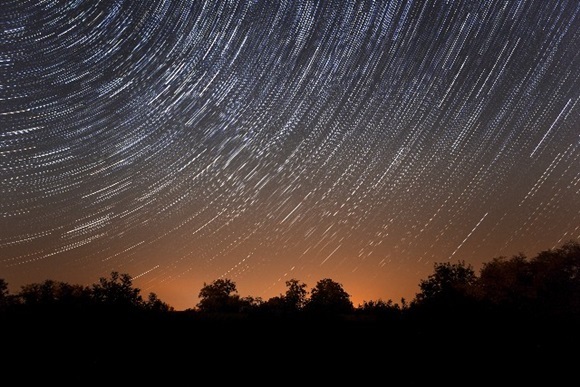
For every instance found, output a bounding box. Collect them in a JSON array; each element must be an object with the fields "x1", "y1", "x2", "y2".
[
  {"x1": 239, "y1": 295, "x2": 263, "y2": 313},
  {"x1": 412, "y1": 260, "x2": 478, "y2": 314},
  {"x1": 1, "y1": 241, "x2": 578, "y2": 326},
  {"x1": 144, "y1": 292, "x2": 174, "y2": 312},
  {"x1": 414, "y1": 260, "x2": 477, "y2": 300},
  {"x1": 475, "y1": 241, "x2": 580, "y2": 318},
  {"x1": 263, "y1": 278, "x2": 308, "y2": 314},
  {"x1": 196, "y1": 278, "x2": 243, "y2": 313},
  {"x1": 18, "y1": 279, "x2": 93, "y2": 311},
  {"x1": 476, "y1": 253, "x2": 534, "y2": 312},
  {"x1": 305, "y1": 278, "x2": 353, "y2": 314},
  {"x1": 0, "y1": 278, "x2": 13, "y2": 311},
  {"x1": 283, "y1": 278, "x2": 308, "y2": 311},
  {"x1": 91, "y1": 271, "x2": 143, "y2": 311},
  {"x1": 357, "y1": 298, "x2": 403, "y2": 320},
  {"x1": 529, "y1": 240, "x2": 580, "y2": 317}
]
